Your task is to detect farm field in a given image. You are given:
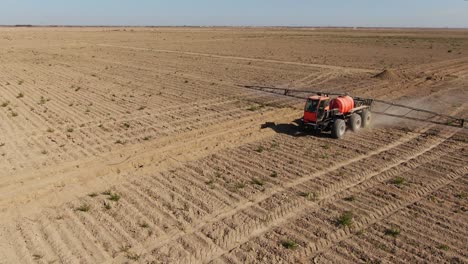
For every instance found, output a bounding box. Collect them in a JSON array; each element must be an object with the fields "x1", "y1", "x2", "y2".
[{"x1": 0, "y1": 27, "x2": 467, "y2": 263}]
